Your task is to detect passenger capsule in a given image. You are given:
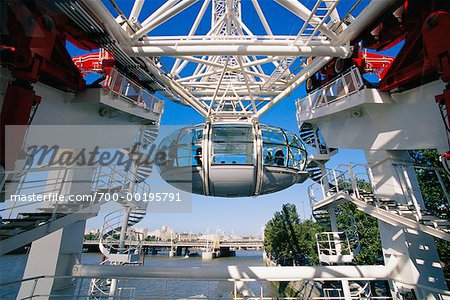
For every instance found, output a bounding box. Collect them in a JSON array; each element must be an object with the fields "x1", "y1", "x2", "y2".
[{"x1": 156, "y1": 122, "x2": 308, "y2": 197}]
